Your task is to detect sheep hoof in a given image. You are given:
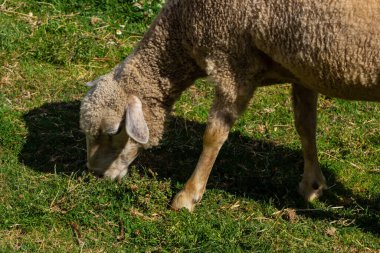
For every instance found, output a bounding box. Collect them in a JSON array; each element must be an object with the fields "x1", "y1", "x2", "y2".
[
  {"x1": 298, "y1": 177, "x2": 327, "y2": 201},
  {"x1": 103, "y1": 168, "x2": 128, "y2": 181},
  {"x1": 171, "y1": 190, "x2": 199, "y2": 212}
]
